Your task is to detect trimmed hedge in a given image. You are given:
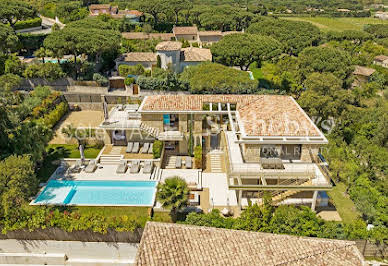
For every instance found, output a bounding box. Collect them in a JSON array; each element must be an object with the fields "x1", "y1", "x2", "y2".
[
  {"x1": 194, "y1": 145, "x2": 202, "y2": 169},
  {"x1": 14, "y1": 17, "x2": 42, "y2": 30},
  {"x1": 152, "y1": 140, "x2": 163, "y2": 159},
  {"x1": 37, "y1": 101, "x2": 68, "y2": 128},
  {"x1": 118, "y1": 64, "x2": 145, "y2": 77}
]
